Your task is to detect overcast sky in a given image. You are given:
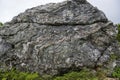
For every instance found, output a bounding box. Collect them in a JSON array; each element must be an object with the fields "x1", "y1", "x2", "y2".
[{"x1": 0, "y1": 0, "x2": 120, "y2": 24}]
